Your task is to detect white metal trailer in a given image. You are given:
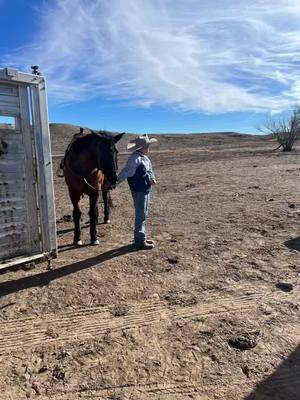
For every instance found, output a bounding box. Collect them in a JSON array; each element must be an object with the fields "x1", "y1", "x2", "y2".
[{"x1": 0, "y1": 67, "x2": 57, "y2": 269}]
